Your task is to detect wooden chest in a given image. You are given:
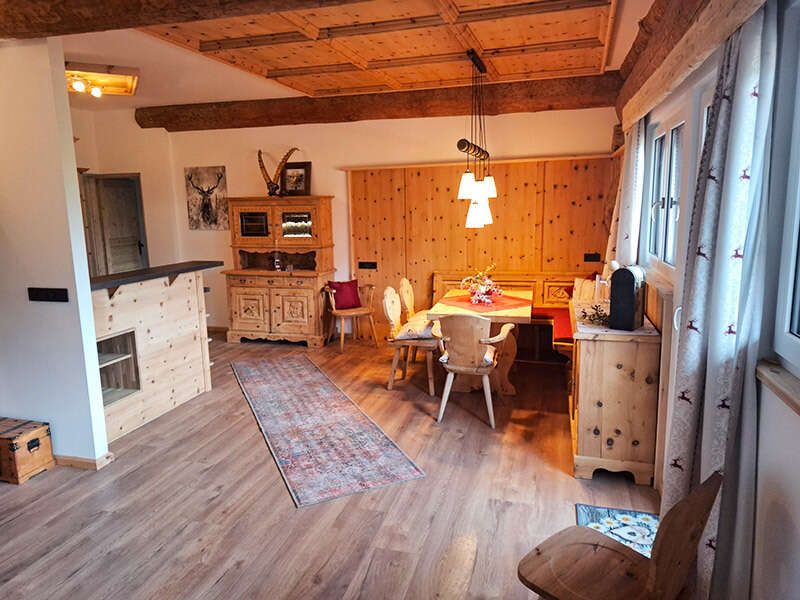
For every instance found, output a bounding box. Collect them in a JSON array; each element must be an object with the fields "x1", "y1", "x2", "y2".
[{"x1": 0, "y1": 418, "x2": 56, "y2": 484}]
